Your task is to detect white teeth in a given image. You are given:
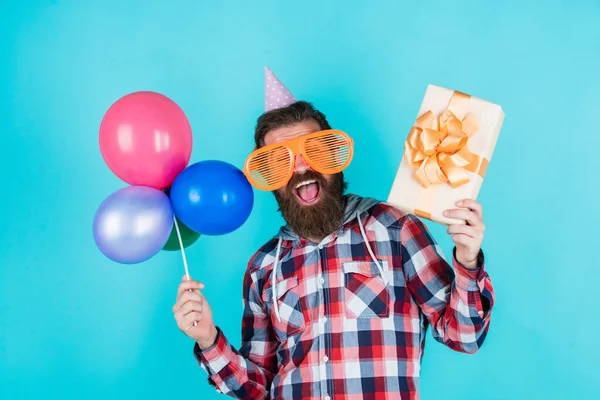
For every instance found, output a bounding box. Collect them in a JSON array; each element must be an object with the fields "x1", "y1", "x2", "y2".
[{"x1": 294, "y1": 180, "x2": 317, "y2": 189}]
